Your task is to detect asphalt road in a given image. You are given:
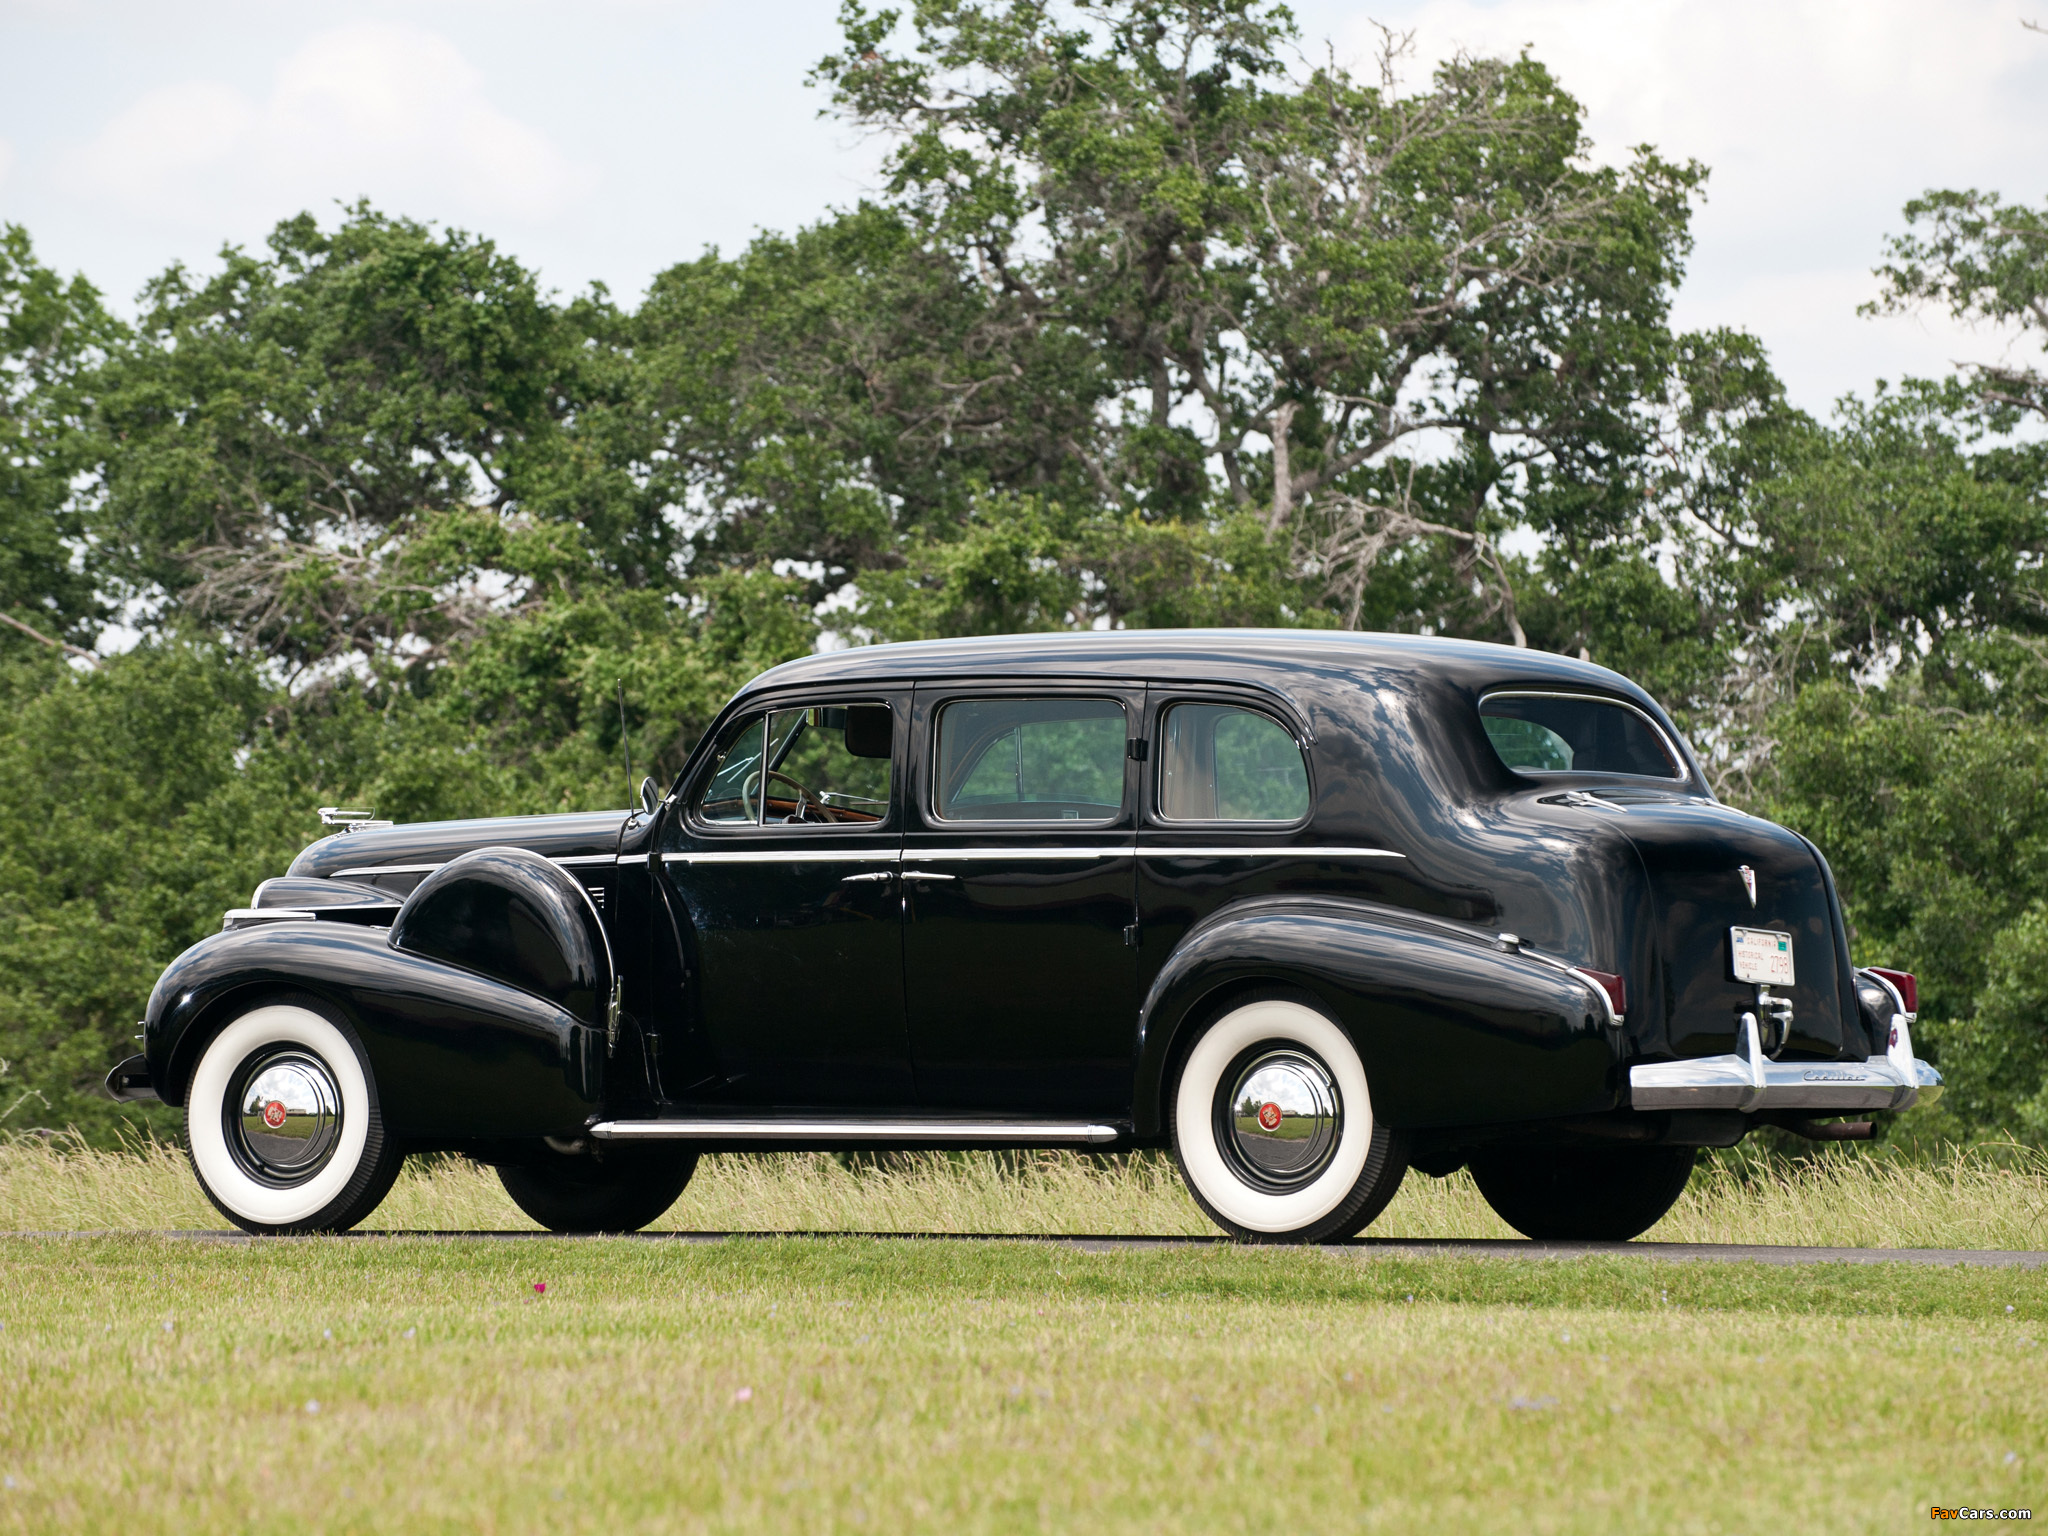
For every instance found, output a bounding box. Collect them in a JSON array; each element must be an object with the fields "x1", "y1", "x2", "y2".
[{"x1": 31, "y1": 1231, "x2": 2048, "y2": 1266}]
